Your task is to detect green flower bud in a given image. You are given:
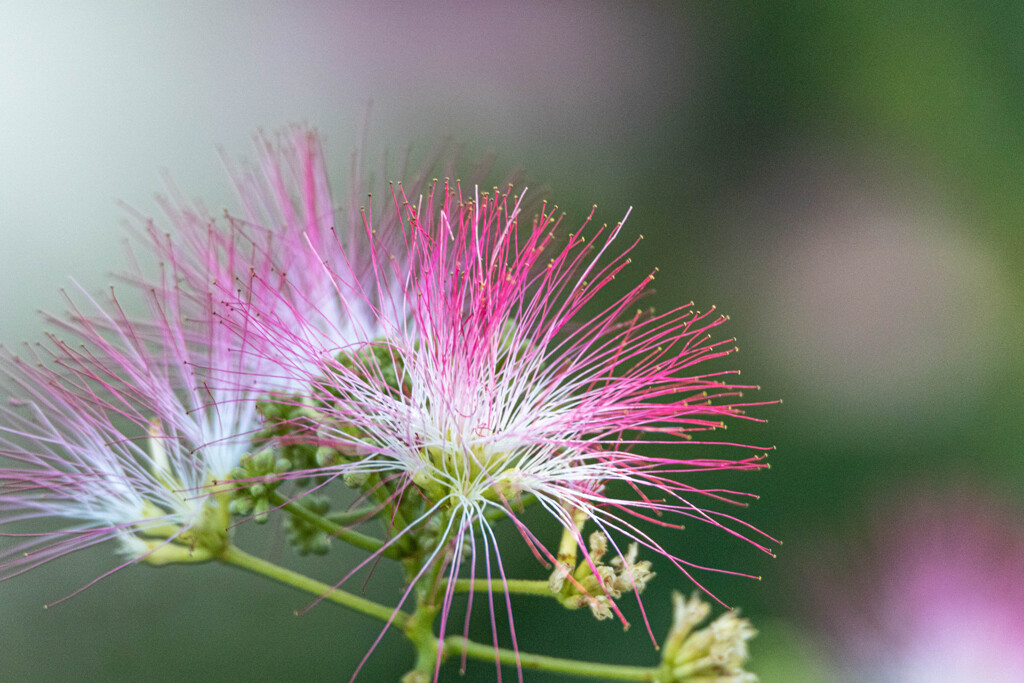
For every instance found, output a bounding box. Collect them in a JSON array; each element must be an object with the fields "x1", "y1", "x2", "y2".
[
  {"x1": 316, "y1": 446, "x2": 342, "y2": 468},
  {"x1": 229, "y1": 497, "x2": 254, "y2": 516},
  {"x1": 228, "y1": 448, "x2": 290, "y2": 522},
  {"x1": 253, "y1": 497, "x2": 271, "y2": 524}
]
